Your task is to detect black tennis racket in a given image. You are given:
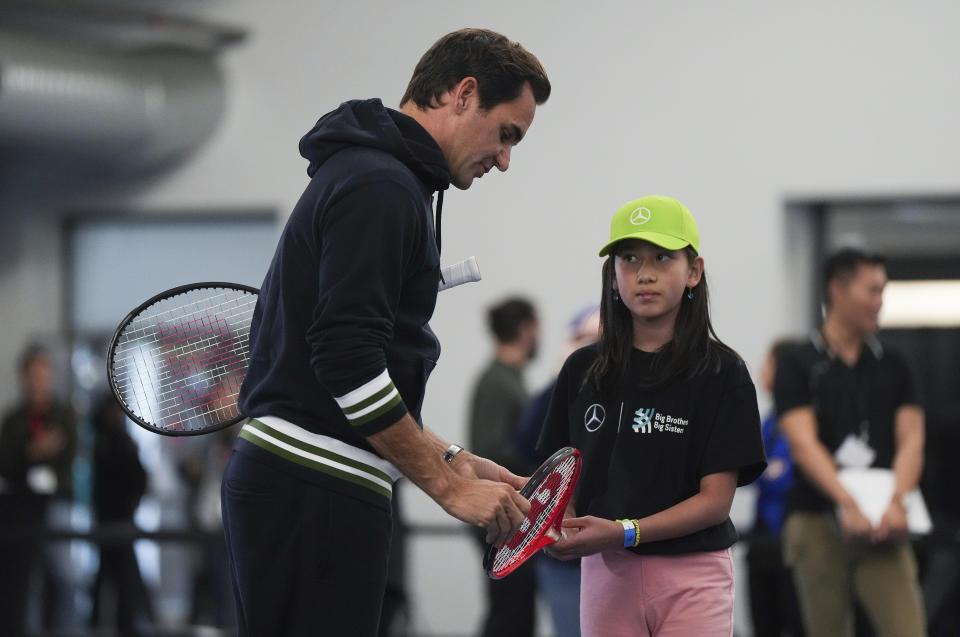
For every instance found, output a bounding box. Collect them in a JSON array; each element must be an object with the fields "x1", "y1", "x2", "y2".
[
  {"x1": 483, "y1": 446, "x2": 582, "y2": 579},
  {"x1": 107, "y1": 282, "x2": 258, "y2": 436}
]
